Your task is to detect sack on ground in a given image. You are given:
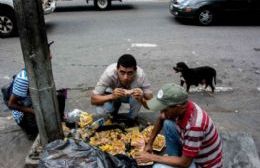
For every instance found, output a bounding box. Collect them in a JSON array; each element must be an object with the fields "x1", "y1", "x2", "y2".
[{"x1": 38, "y1": 139, "x2": 138, "y2": 168}]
